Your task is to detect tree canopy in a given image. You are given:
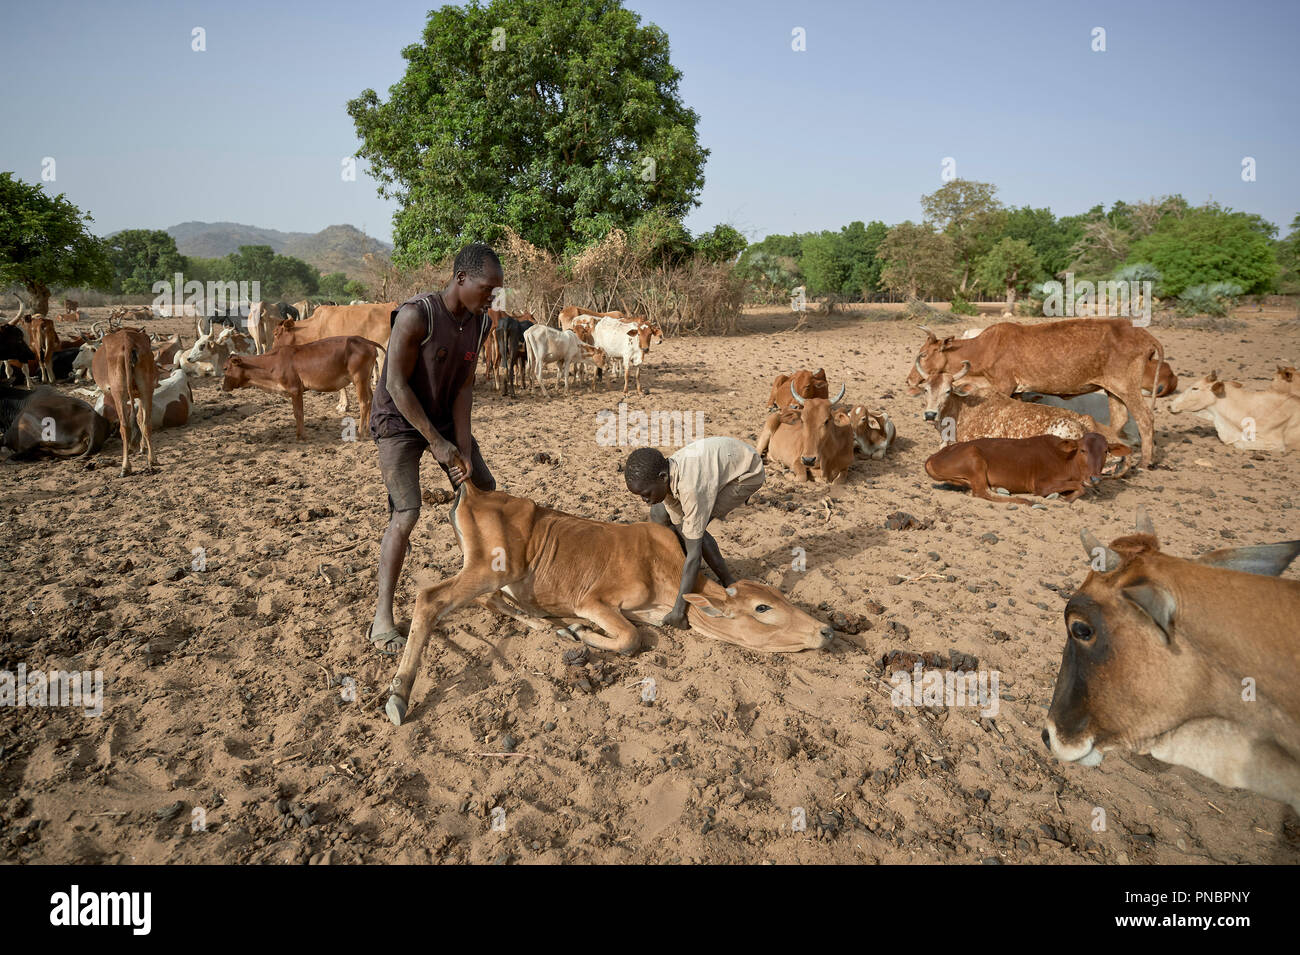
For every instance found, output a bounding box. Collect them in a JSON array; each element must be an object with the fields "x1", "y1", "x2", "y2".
[
  {"x1": 0, "y1": 173, "x2": 112, "y2": 313},
  {"x1": 348, "y1": 0, "x2": 707, "y2": 266}
]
